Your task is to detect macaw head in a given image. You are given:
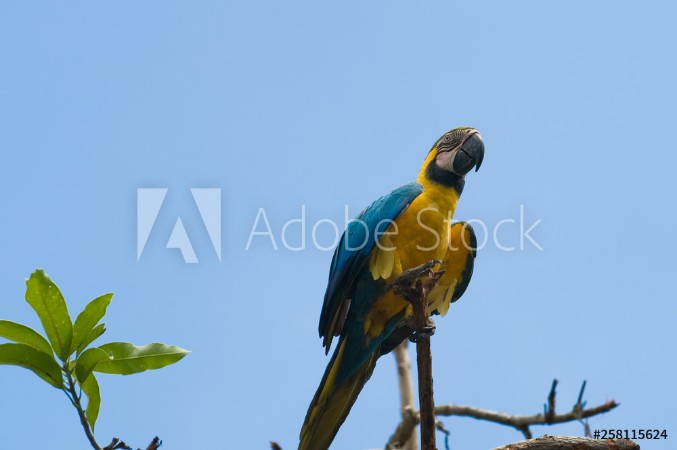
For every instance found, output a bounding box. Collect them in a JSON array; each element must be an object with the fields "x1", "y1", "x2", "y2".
[{"x1": 422, "y1": 127, "x2": 485, "y2": 191}]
